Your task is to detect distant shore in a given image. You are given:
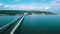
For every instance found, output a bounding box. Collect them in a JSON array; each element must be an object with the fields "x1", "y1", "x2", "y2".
[
  {"x1": 27, "y1": 14, "x2": 60, "y2": 16},
  {"x1": 0, "y1": 14, "x2": 59, "y2": 16}
]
